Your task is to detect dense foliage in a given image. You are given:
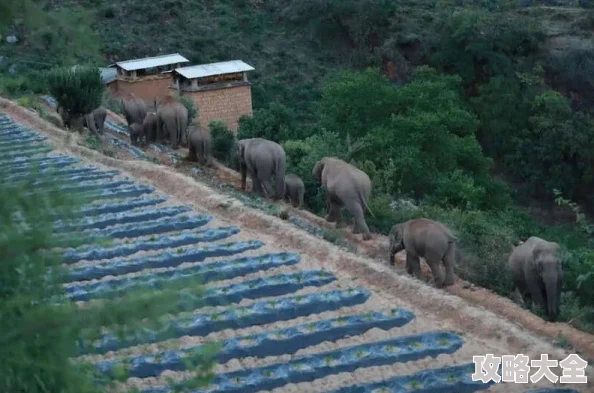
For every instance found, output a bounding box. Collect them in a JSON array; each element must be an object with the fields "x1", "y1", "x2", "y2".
[
  {"x1": 0, "y1": 165, "x2": 218, "y2": 392},
  {"x1": 45, "y1": 66, "x2": 105, "y2": 127}
]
